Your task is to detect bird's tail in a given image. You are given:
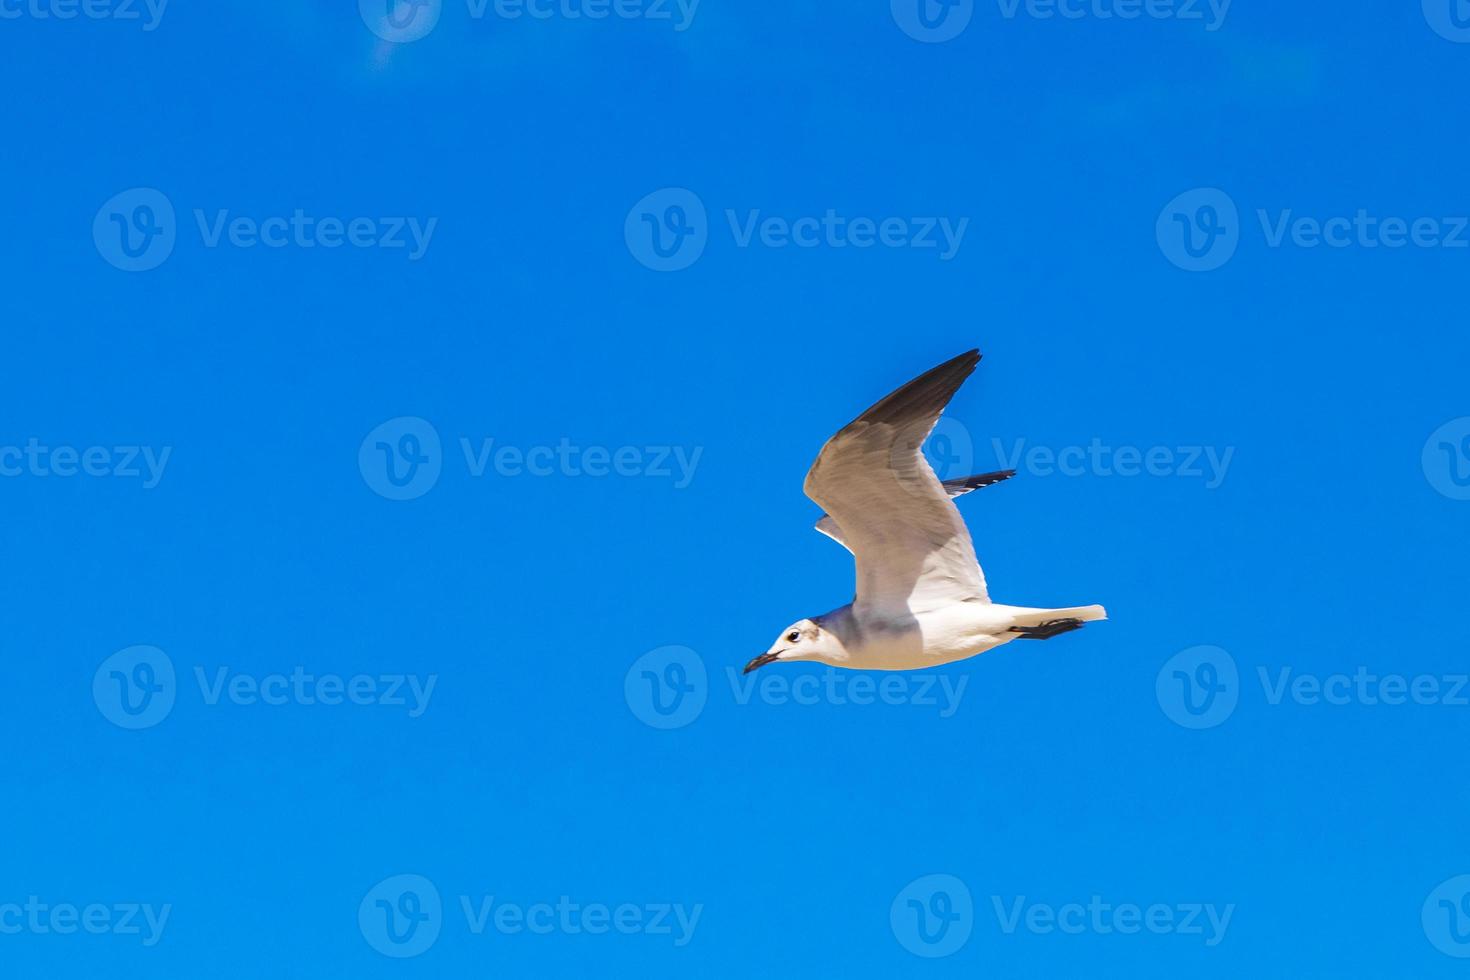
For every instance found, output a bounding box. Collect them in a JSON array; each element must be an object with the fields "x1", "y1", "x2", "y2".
[{"x1": 1007, "y1": 604, "x2": 1108, "y2": 627}]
